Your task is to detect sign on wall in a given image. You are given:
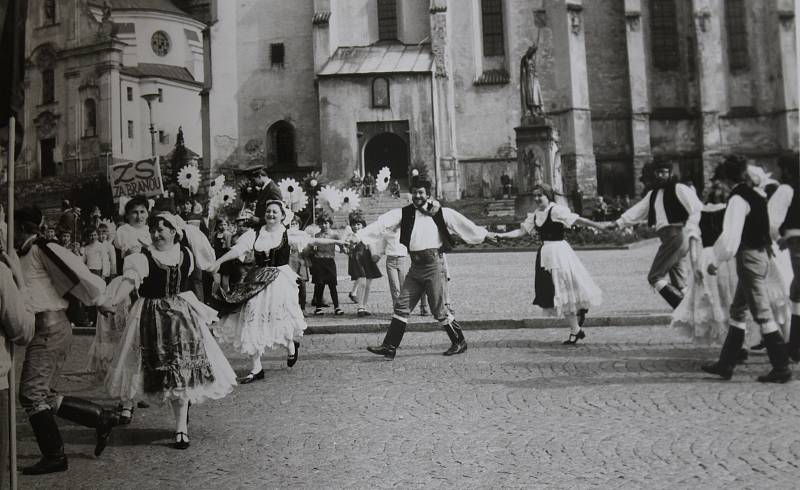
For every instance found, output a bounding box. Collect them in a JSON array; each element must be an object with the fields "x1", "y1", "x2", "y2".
[{"x1": 109, "y1": 157, "x2": 164, "y2": 199}]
